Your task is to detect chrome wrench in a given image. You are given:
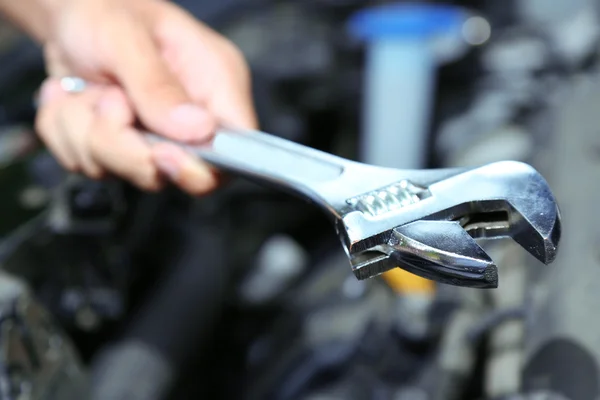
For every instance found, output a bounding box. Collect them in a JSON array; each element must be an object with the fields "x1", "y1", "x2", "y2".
[{"x1": 146, "y1": 126, "x2": 561, "y2": 289}]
